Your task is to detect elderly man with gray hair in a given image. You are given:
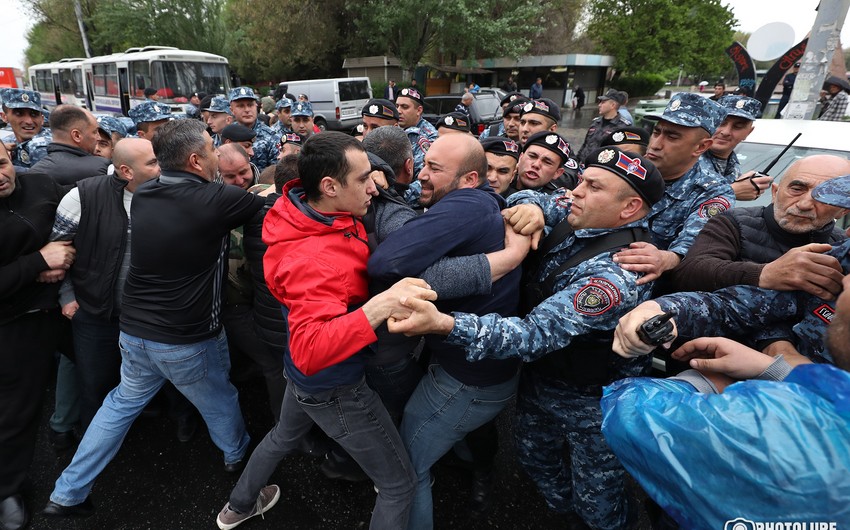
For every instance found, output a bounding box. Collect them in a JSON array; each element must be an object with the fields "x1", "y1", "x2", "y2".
[
  {"x1": 454, "y1": 92, "x2": 474, "y2": 117},
  {"x1": 43, "y1": 119, "x2": 267, "y2": 519}
]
